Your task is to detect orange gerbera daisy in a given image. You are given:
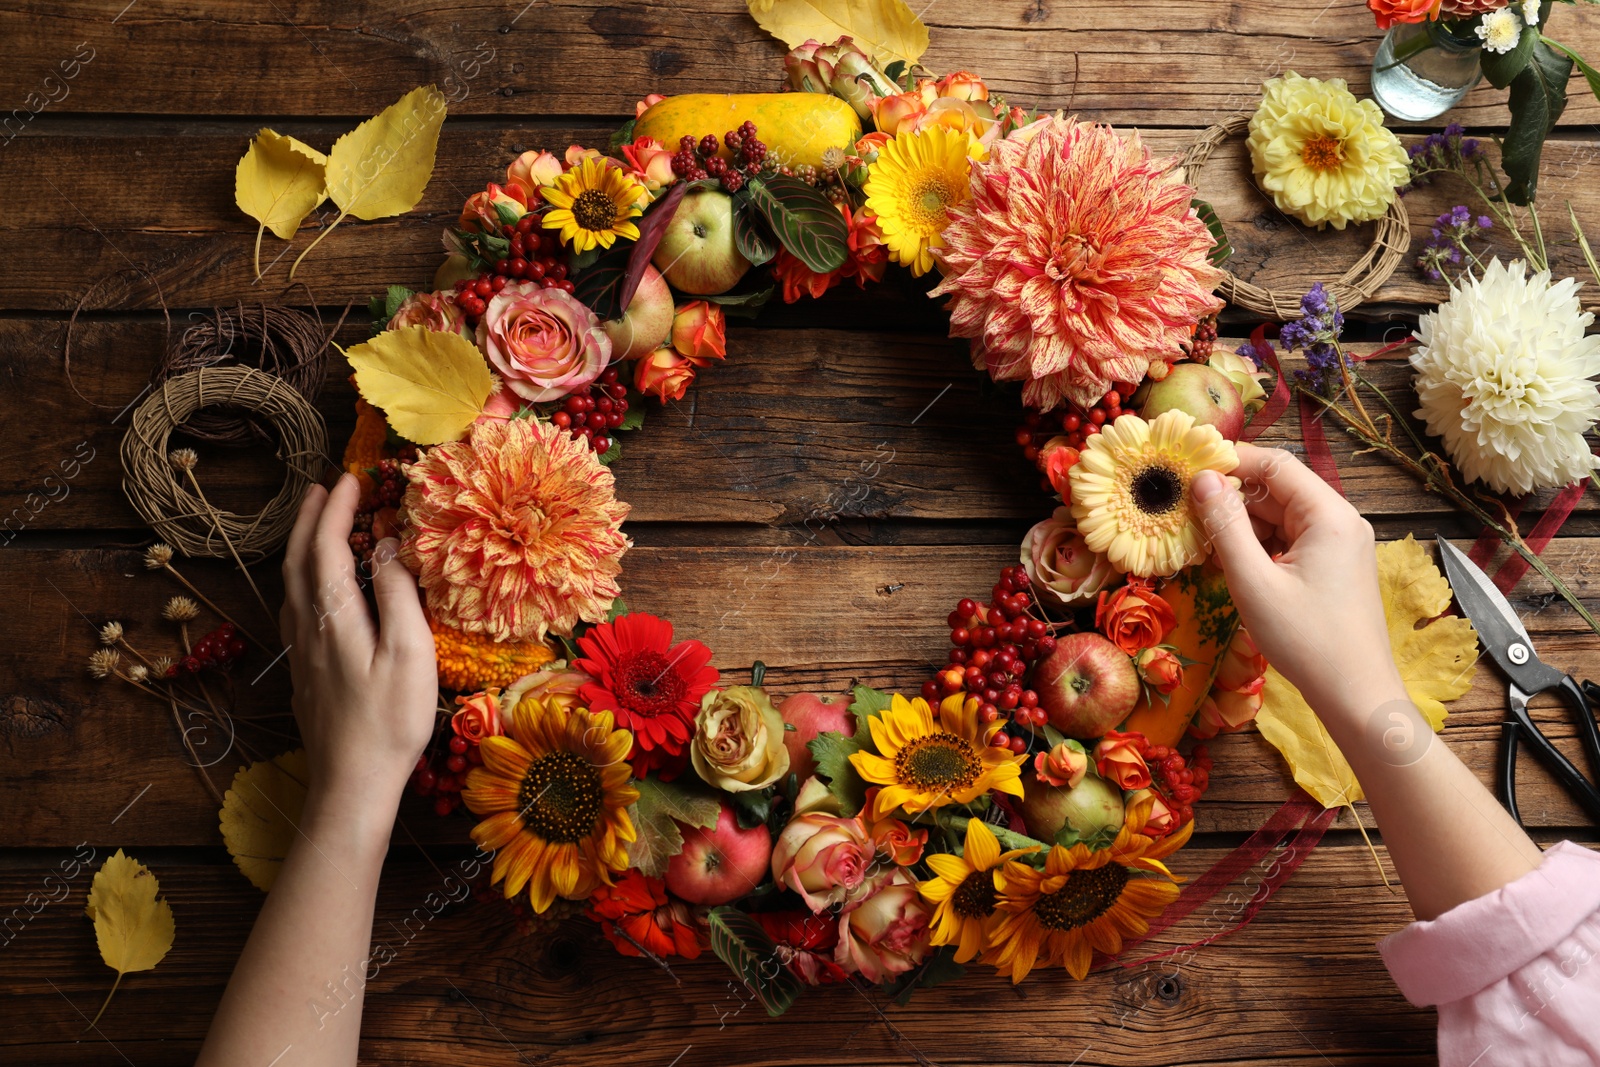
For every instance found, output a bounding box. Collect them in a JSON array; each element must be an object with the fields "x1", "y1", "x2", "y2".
[
  {"x1": 987, "y1": 794, "x2": 1192, "y2": 981},
  {"x1": 462, "y1": 696, "x2": 638, "y2": 913}
]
